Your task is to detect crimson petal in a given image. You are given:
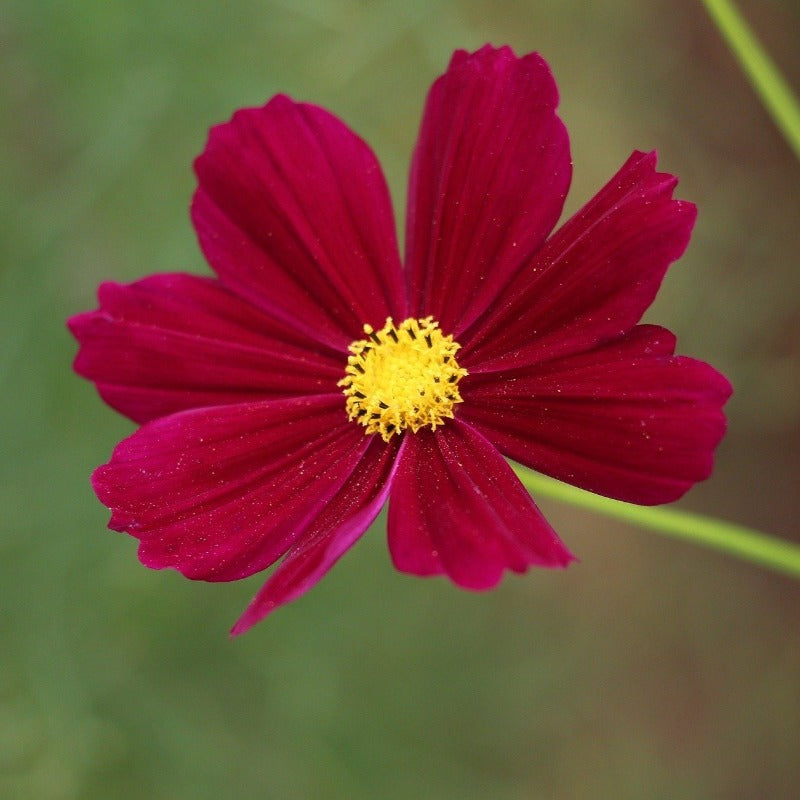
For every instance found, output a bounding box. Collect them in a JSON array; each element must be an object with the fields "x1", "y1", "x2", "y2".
[
  {"x1": 405, "y1": 45, "x2": 571, "y2": 336},
  {"x1": 93, "y1": 395, "x2": 371, "y2": 581},
  {"x1": 68, "y1": 273, "x2": 344, "y2": 424},
  {"x1": 461, "y1": 326, "x2": 732, "y2": 504},
  {"x1": 461, "y1": 151, "x2": 696, "y2": 371},
  {"x1": 231, "y1": 435, "x2": 402, "y2": 635},
  {"x1": 193, "y1": 95, "x2": 406, "y2": 350},
  {"x1": 388, "y1": 420, "x2": 574, "y2": 589}
]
